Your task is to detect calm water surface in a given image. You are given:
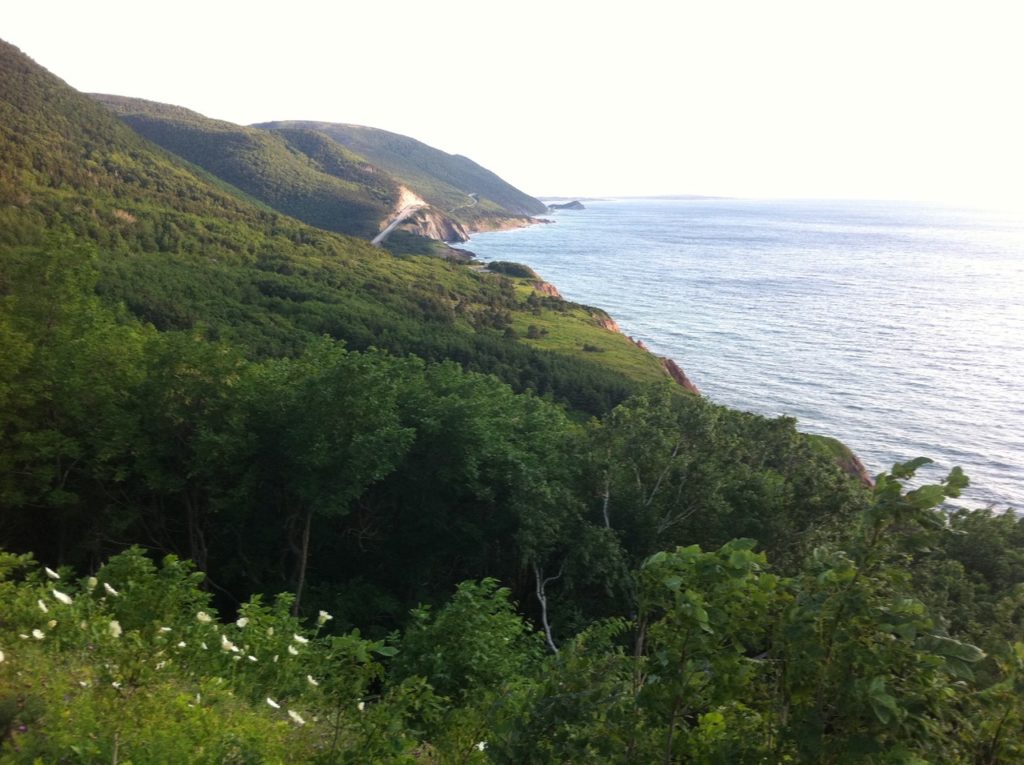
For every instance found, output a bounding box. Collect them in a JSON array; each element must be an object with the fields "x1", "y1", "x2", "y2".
[{"x1": 464, "y1": 199, "x2": 1024, "y2": 509}]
